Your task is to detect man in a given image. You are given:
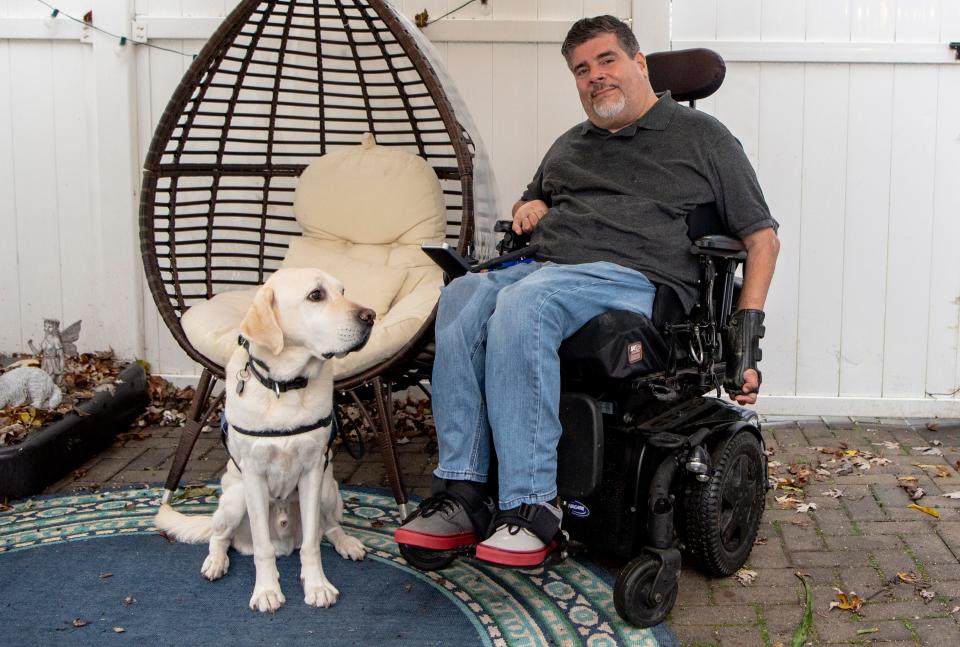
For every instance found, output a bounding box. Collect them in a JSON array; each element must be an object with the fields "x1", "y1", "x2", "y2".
[{"x1": 395, "y1": 16, "x2": 779, "y2": 567}]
